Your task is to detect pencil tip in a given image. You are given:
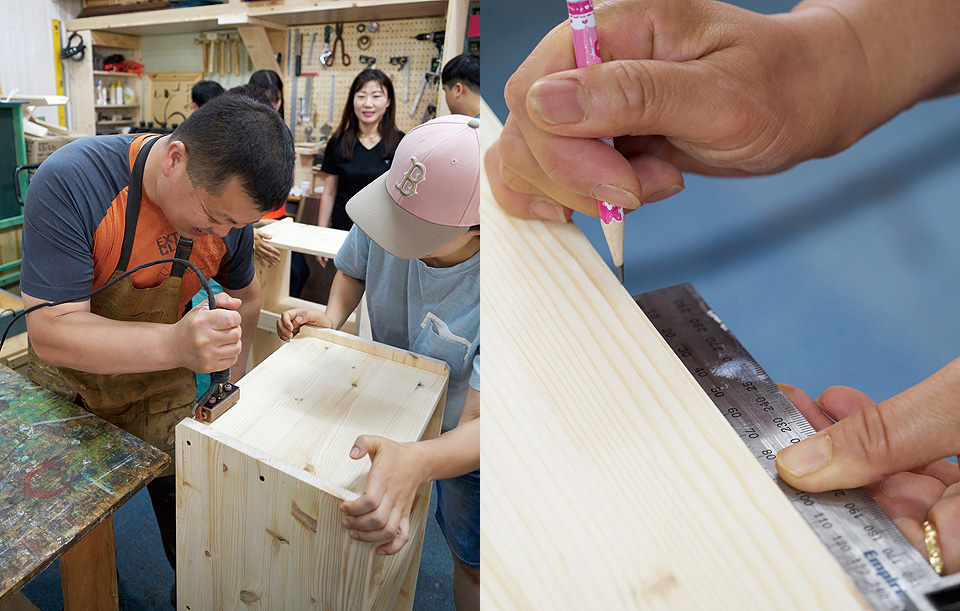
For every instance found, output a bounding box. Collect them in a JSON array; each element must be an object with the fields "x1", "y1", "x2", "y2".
[{"x1": 616, "y1": 265, "x2": 624, "y2": 284}]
